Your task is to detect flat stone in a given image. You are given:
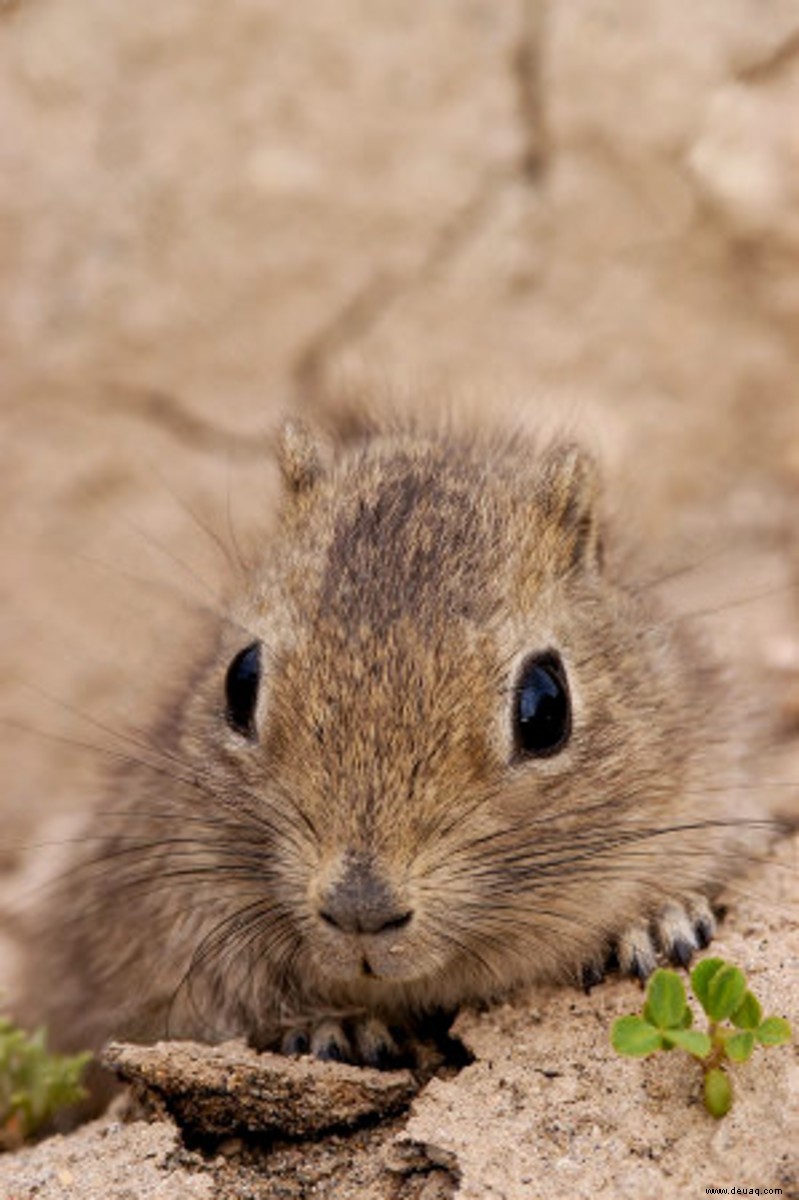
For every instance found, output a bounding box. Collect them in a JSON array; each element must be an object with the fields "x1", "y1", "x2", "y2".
[{"x1": 102, "y1": 1039, "x2": 420, "y2": 1139}]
